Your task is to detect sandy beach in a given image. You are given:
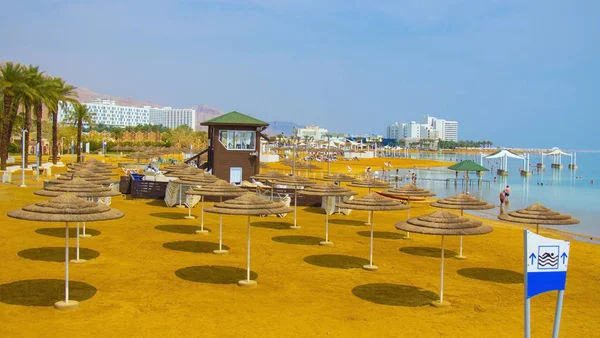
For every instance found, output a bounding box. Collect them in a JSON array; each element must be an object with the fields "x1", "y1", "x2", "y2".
[{"x1": 1, "y1": 156, "x2": 598, "y2": 337}]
